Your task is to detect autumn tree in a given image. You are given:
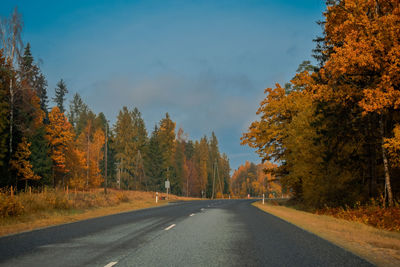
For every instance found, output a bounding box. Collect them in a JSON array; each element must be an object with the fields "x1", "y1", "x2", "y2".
[
  {"x1": 231, "y1": 161, "x2": 280, "y2": 198},
  {"x1": 10, "y1": 137, "x2": 40, "y2": 188},
  {"x1": 18, "y1": 44, "x2": 52, "y2": 186},
  {"x1": 314, "y1": 0, "x2": 400, "y2": 206},
  {"x1": 46, "y1": 107, "x2": 74, "y2": 187}
]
